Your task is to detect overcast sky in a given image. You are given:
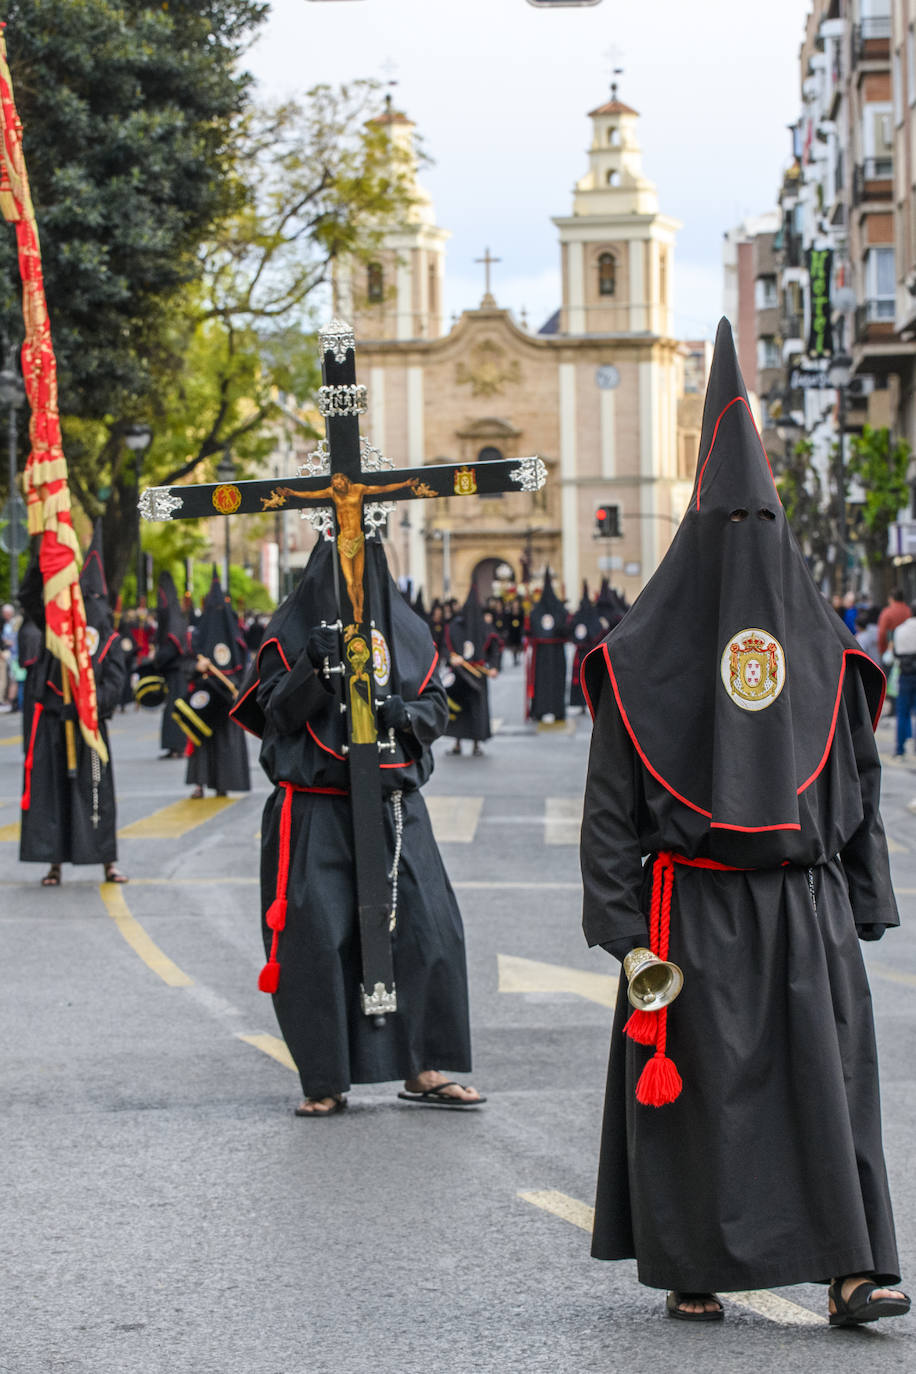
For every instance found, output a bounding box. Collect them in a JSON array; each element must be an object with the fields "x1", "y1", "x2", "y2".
[{"x1": 247, "y1": 0, "x2": 810, "y2": 339}]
